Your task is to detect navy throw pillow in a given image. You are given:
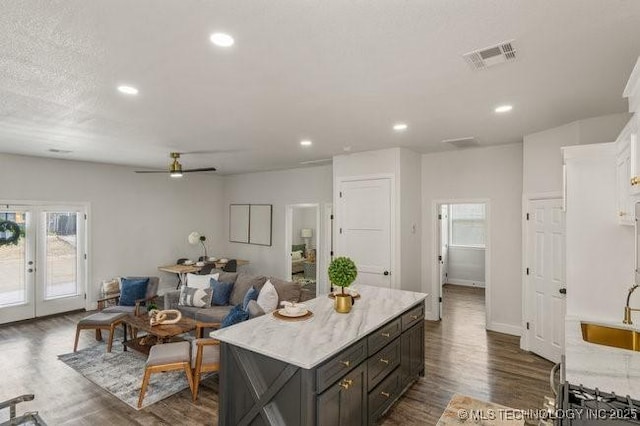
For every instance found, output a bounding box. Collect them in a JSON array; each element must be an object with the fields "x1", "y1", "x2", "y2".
[
  {"x1": 221, "y1": 304, "x2": 249, "y2": 328},
  {"x1": 210, "y1": 278, "x2": 234, "y2": 306},
  {"x1": 242, "y1": 286, "x2": 259, "y2": 310},
  {"x1": 119, "y1": 278, "x2": 149, "y2": 306}
]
